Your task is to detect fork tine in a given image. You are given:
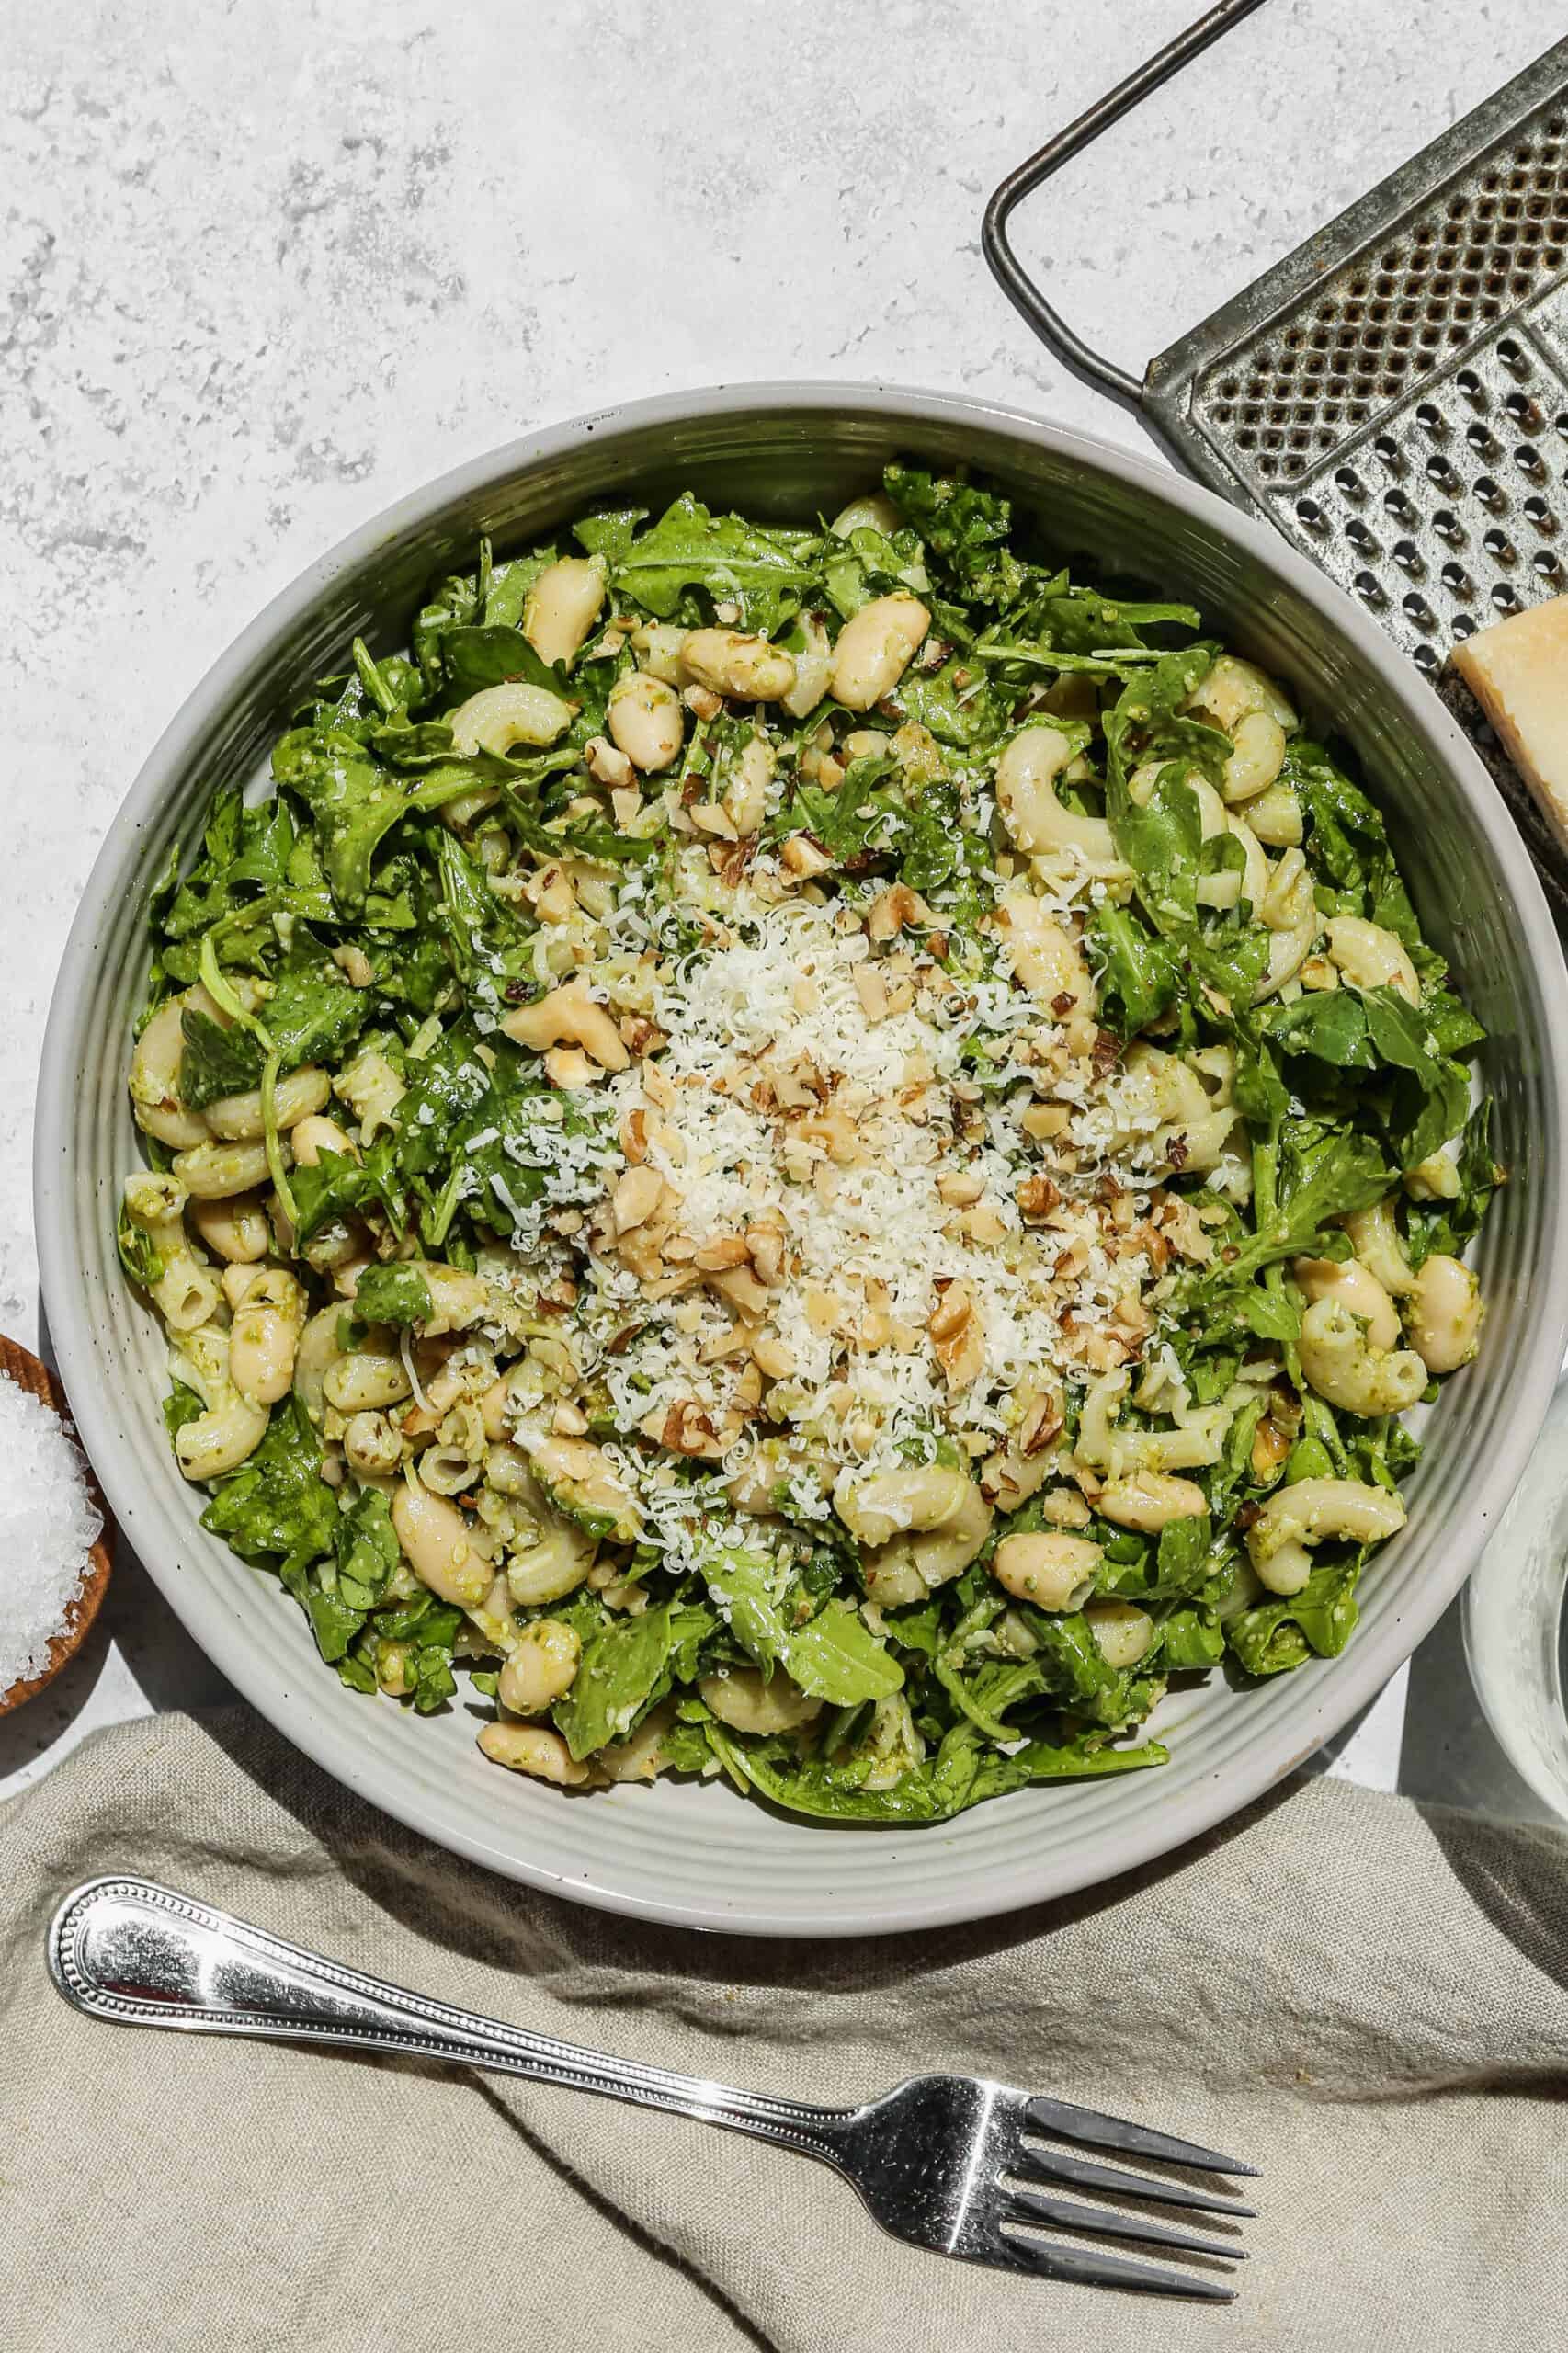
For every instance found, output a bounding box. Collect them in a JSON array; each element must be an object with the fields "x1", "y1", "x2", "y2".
[
  {"x1": 1025, "y1": 2094, "x2": 1259, "y2": 2177},
  {"x1": 1003, "y1": 2183, "x2": 1247, "y2": 2265},
  {"x1": 994, "y1": 2228, "x2": 1237, "y2": 2302},
  {"x1": 1007, "y1": 2143, "x2": 1256, "y2": 2218}
]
